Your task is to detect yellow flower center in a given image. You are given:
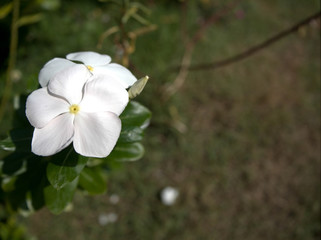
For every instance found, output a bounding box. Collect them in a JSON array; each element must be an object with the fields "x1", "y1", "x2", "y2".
[
  {"x1": 87, "y1": 65, "x2": 94, "y2": 72},
  {"x1": 69, "y1": 104, "x2": 80, "y2": 114}
]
